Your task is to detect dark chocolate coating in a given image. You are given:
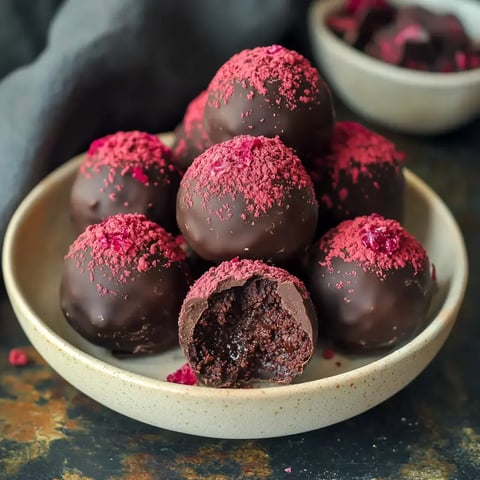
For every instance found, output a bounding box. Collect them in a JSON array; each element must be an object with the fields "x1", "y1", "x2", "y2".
[
  {"x1": 70, "y1": 163, "x2": 181, "y2": 234},
  {"x1": 60, "y1": 250, "x2": 190, "y2": 356},
  {"x1": 307, "y1": 255, "x2": 434, "y2": 353},
  {"x1": 204, "y1": 80, "x2": 335, "y2": 165},
  {"x1": 179, "y1": 275, "x2": 318, "y2": 387},
  {"x1": 312, "y1": 162, "x2": 405, "y2": 238},
  {"x1": 176, "y1": 184, "x2": 318, "y2": 264},
  {"x1": 172, "y1": 122, "x2": 210, "y2": 171}
]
